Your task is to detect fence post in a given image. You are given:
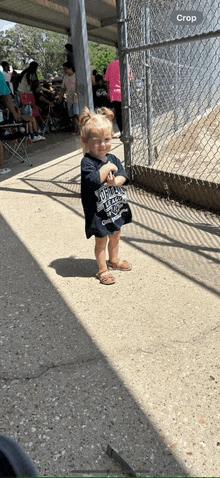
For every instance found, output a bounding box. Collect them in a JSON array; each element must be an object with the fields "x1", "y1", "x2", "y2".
[
  {"x1": 116, "y1": 0, "x2": 133, "y2": 179},
  {"x1": 145, "y1": 0, "x2": 154, "y2": 166},
  {"x1": 174, "y1": 45, "x2": 179, "y2": 133},
  {"x1": 145, "y1": 0, "x2": 154, "y2": 165}
]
